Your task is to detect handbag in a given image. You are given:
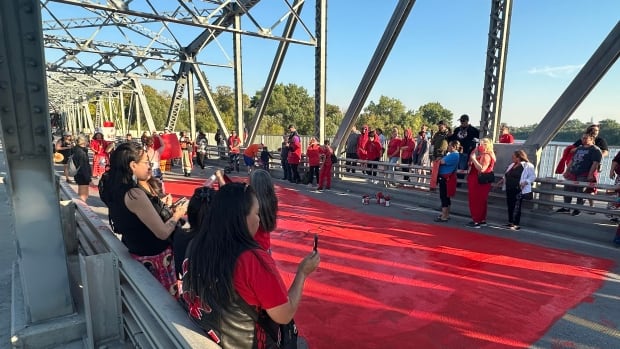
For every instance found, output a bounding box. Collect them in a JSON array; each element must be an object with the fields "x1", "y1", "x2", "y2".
[
  {"x1": 477, "y1": 171, "x2": 495, "y2": 184},
  {"x1": 237, "y1": 295, "x2": 298, "y2": 349}
]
